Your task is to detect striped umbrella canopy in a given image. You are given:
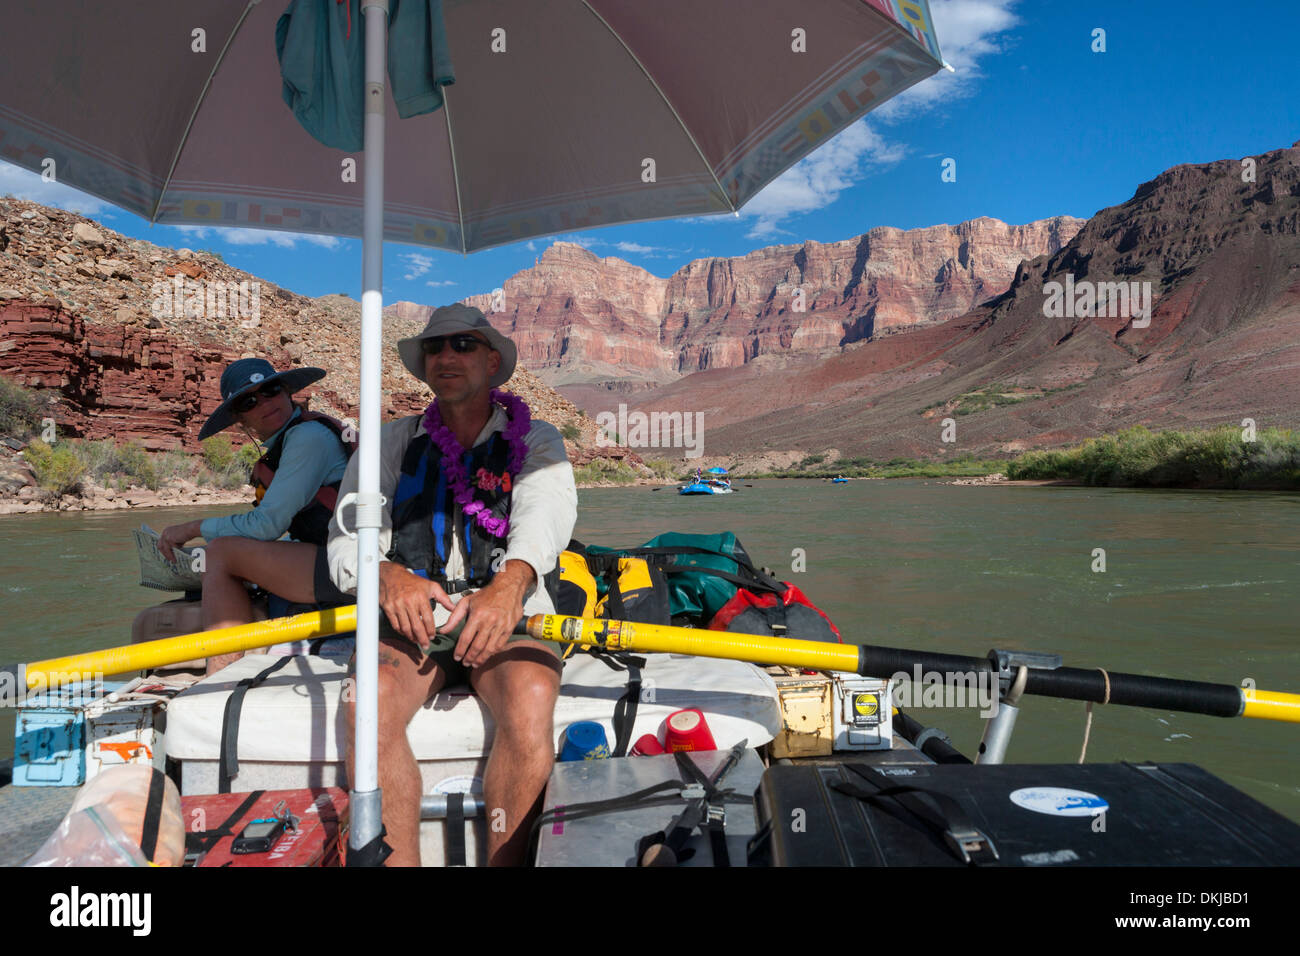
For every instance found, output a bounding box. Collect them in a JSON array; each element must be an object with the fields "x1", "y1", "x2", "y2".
[
  {"x1": 1, "y1": 0, "x2": 944, "y2": 253},
  {"x1": 0, "y1": 0, "x2": 944, "y2": 863}
]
